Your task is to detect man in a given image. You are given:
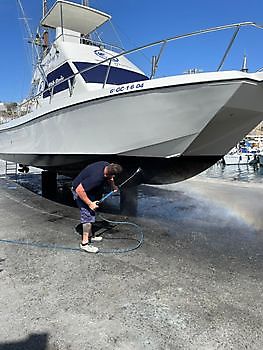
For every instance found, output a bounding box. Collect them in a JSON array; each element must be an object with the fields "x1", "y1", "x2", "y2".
[{"x1": 72, "y1": 161, "x2": 123, "y2": 253}]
